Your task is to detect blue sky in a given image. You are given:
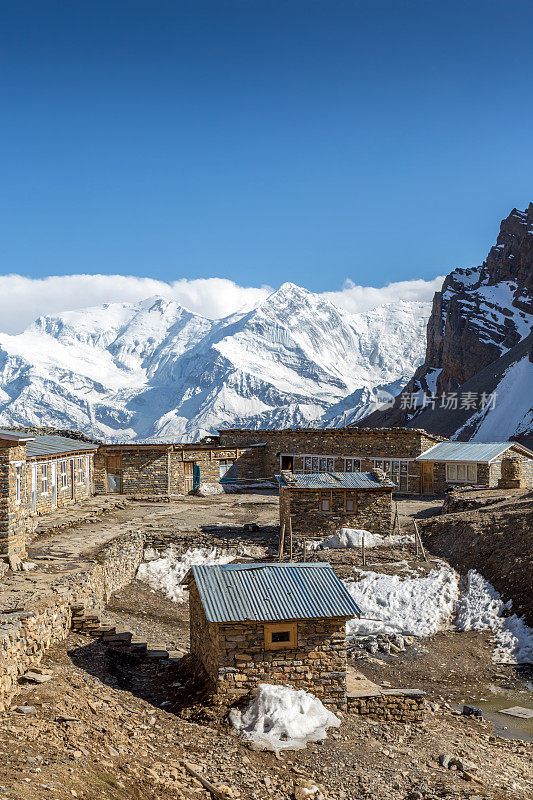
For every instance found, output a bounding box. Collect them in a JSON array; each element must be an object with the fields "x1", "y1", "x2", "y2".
[{"x1": 0, "y1": 0, "x2": 532, "y2": 306}]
